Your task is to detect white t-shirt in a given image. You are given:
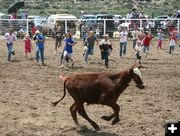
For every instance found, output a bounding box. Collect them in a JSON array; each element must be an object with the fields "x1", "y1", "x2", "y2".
[
  {"x1": 134, "y1": 44, "x2": 143, "y2": 56},
  {"x1": 131, "y1": 30, "x2": 139, "y2": 40},
  {"x1": 119, "y1": 31, "x2": 128, "y2": 43},
  {"x1": 4, "y1": 33, "x2": 16, "y2": 44}
]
